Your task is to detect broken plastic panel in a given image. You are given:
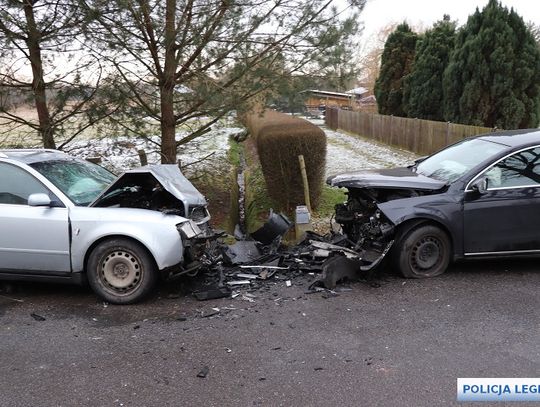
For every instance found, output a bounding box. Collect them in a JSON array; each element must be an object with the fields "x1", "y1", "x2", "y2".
[{"x1": 250, "y1": 211, "x2": 292, "y2": 245}]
